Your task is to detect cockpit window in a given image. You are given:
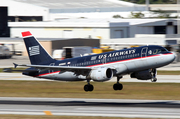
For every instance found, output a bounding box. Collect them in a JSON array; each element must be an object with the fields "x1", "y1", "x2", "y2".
[
  {"x1": 153, "y1": 48, "x2": 168, "y2": 54},
  {"x1": 160, "y1": 48, "x2": 168, "y2": 52}
]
